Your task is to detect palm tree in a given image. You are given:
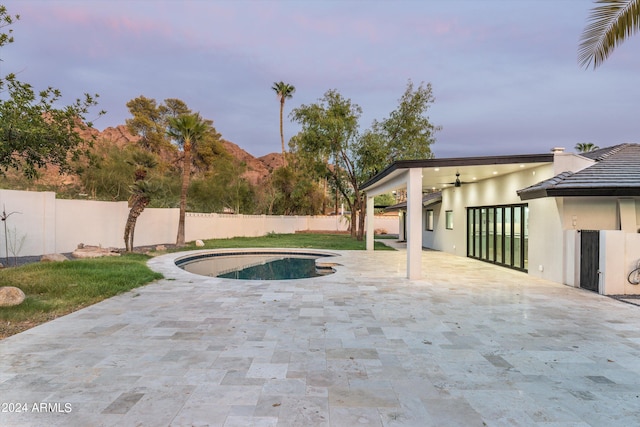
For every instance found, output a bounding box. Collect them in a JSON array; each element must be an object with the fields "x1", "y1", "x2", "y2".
[
  {"x1": 579, "y1": 0, "x2": 640, "y2": 69},
  {"x1": 575, "y1": 142, "x2": 601, "y2": 152},
  {"x1": 124, "y1": 180, "x2": 153, "y2": 252},
  {"x1": 167, "y1": 113, "x2": 208, "y2": 246},
  {"x1": 124, "y1": 151, "x2": 158, "y2": 252},
  {"x1": 271, "y1": 81, "x2": 295, "y2": 164}
]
